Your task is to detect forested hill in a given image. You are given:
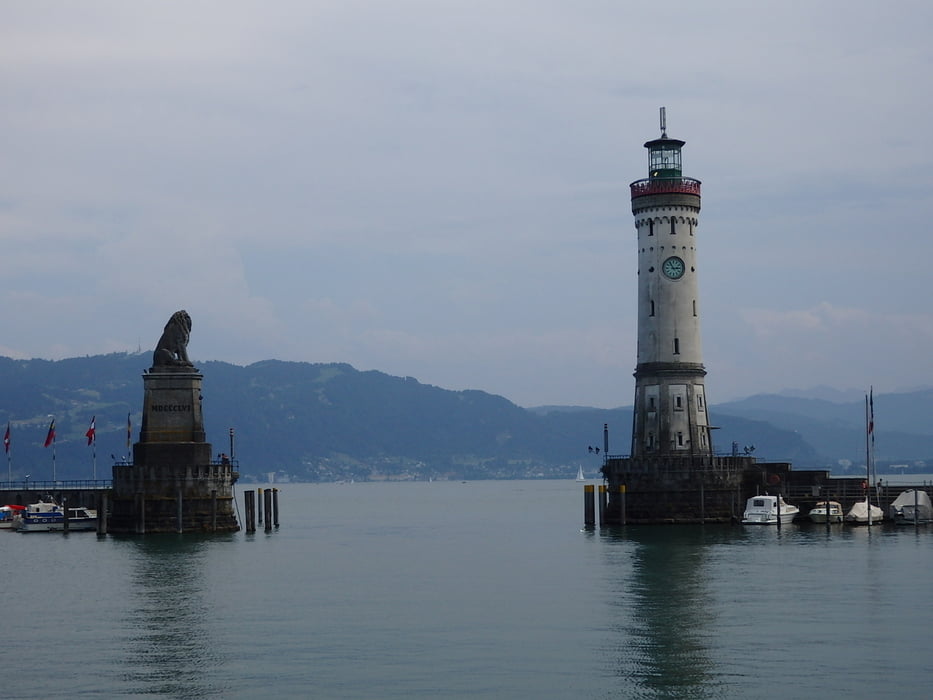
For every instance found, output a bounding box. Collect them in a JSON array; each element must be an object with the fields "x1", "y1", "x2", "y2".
[{"x1": 0, "y1": 353, "x2": 887, "y2": 483}]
